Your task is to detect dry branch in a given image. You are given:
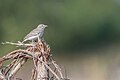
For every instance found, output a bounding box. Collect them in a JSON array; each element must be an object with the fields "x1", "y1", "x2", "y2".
[{"x1": 0, "y1": 41, "x2": 69, "y2": 80}]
